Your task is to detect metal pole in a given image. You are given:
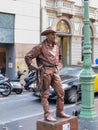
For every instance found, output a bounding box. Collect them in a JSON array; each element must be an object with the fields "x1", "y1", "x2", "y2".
[{"x1": 79, "y1": 0, "x2": 97, "y2": 120}]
